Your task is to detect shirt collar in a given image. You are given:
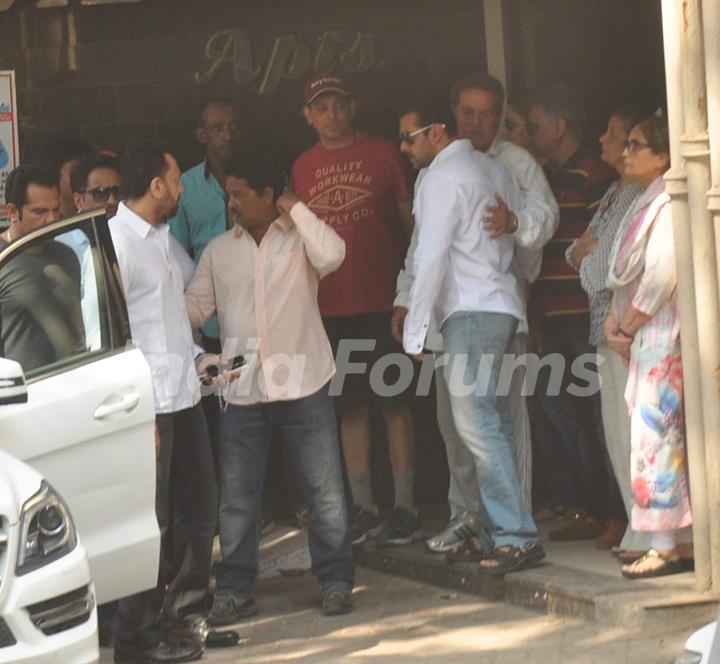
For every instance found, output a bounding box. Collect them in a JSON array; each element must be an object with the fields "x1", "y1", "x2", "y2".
[
  {"x1": 232, "y1": 214, "x2": 291, "y2": 239},
  {"x1": 428, "y1": 138, "x2": 473, "y2": 171},
  {"x1": 116, "y1": 201, "x2": 157, "y2": 239},
  {"x1": 203, "y1": 159, "x2": 212, "y2": 180}
]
